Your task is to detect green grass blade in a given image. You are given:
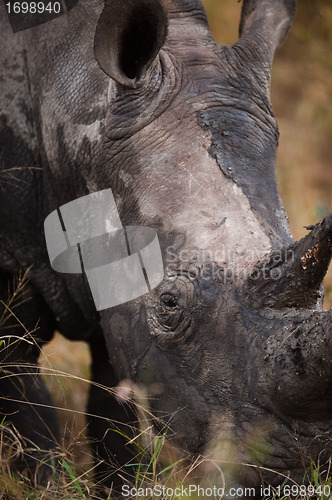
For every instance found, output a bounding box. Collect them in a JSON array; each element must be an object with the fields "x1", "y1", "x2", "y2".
[
  {"x1": 110, "y1": 428, "x2": 147, "y2": 455},
  {"x1": 62, "y1": 459, "x2": 84, "y2": 499},
  {"x1": 158, "y1": 460, "x2": 183, "y2": 476}
]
